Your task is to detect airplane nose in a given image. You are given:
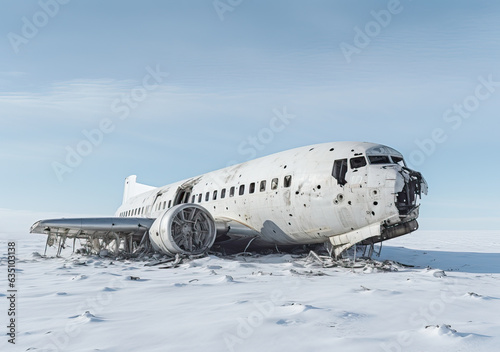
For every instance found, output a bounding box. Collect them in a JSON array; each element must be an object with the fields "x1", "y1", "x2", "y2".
[{"x1": 395, "y1": 167, "x2": 427, "y2": 216}]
